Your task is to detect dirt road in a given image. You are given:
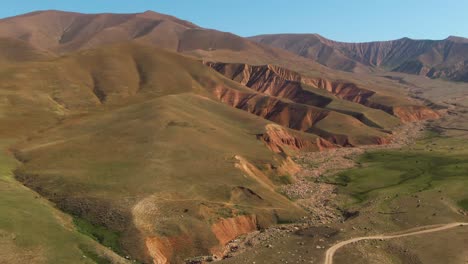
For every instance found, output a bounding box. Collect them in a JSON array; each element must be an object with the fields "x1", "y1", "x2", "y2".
[{"x1": 324, "y1": 222, "x2": 468, "y2": 264}]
